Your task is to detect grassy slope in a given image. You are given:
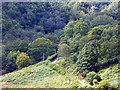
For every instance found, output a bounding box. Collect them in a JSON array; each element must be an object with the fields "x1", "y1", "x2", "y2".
[
  {"x1": 0, "y1": 61, "x2": 74, "y2": 88},
  {"x1": 0, "y1": 59, "x2": 119, "y2": 88},
  {"x1": 98, "y1": 64, "x2": 119, "y2": 88}
]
